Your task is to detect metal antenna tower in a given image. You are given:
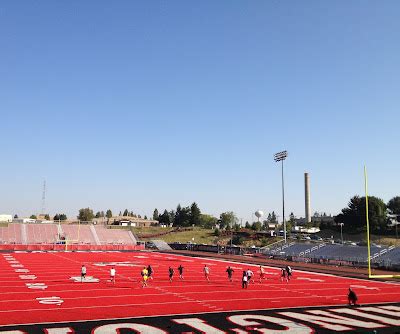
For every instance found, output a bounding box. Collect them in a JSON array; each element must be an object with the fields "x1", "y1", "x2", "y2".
[{"x1": 41, "y1": 180, "x2": 46, "y2": 214}]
